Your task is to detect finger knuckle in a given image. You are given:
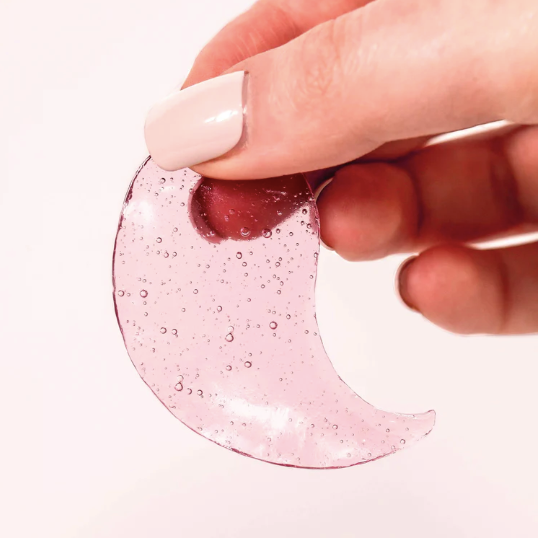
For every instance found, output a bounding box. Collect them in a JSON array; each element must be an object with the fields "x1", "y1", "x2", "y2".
[{"x1": 291, "y1": 18, "x2": 348, "y2": 105}]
